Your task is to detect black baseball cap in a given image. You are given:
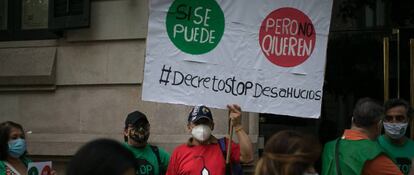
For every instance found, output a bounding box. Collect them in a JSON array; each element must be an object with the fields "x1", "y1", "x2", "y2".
[
  {"x1": 125, "y1": 111, "x2": 149, "y2": 128},
  {"x1": 188, "y1": 105, "x2": 213, "y2": 123}
]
